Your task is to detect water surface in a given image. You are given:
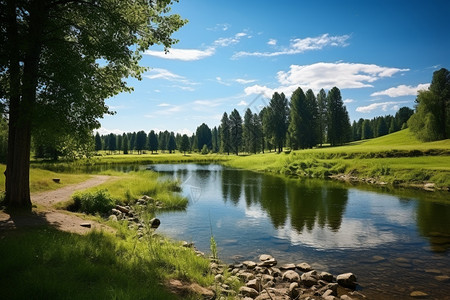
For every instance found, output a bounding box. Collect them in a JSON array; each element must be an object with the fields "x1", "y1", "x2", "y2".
[{"x1": 151, "y1": 164, "x2": 450, "y2": 299}]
